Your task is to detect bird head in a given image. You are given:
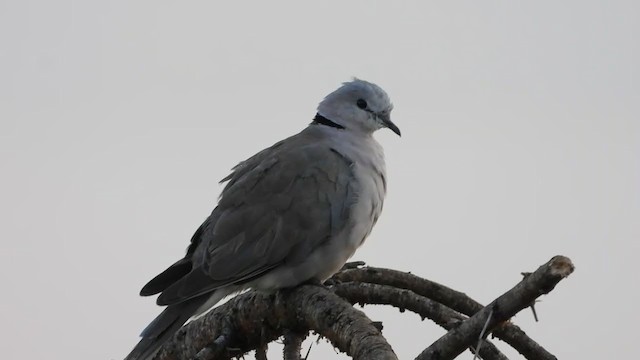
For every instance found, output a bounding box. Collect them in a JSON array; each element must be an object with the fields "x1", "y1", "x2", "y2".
[{"x1": 317, "y1": 78, "x2": 400, "y2": 136}]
